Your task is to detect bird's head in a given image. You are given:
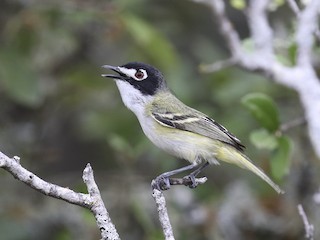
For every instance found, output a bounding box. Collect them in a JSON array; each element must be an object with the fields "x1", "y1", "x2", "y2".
[{"x1": 102, "y1": 62, "x2": 167, "y2": 96}]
